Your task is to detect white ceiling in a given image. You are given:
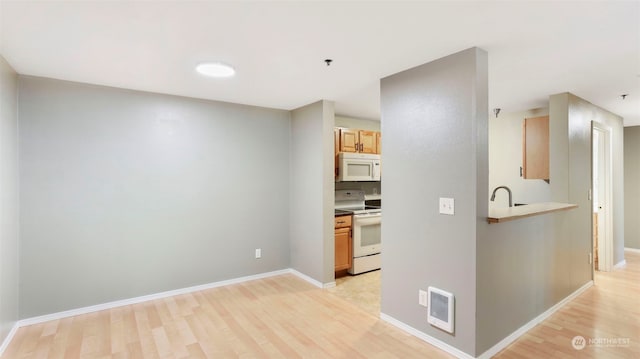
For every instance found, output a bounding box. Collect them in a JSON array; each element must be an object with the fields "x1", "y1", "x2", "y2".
[{"x1": 1, "y1": 1, "x2": 639, "y2": 125}]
